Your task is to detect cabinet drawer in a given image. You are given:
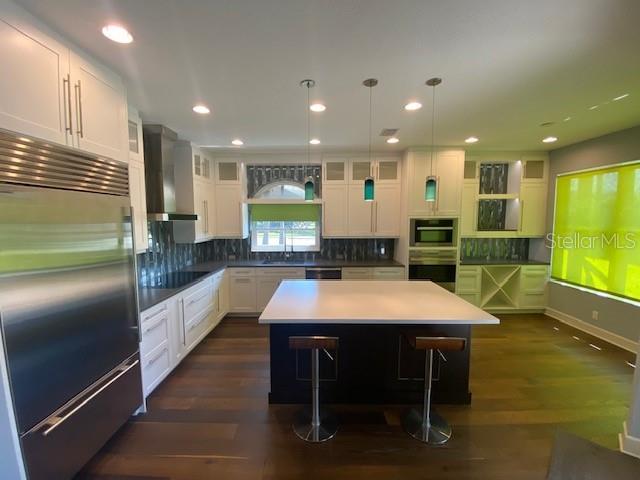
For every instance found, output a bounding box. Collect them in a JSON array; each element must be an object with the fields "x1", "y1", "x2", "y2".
[
  {"x1": 140, "y1": 307, "x2": 170, "y2": 356},
  {"x1": 520, "y1": 269, "x2": 548, "y2": 293},
  {"x1": 342, "y1": 267, "x2": 373, "y2": 280},
  {"x1": 372, "y1": 267, "x2": 405, "y2": 280},
  {"x1": 519, "y1": 292, "x2": 546, "y2": 309},
  {"x1": 256, "y1": 267, "x2": 305, "y2": 278},
  {"x1": 142, "y1": 340, "x2": 171, "y2": 396},
  {"x1": 184, "y1": 309, "x2": 211, "y2": 350},
  {"x1": 229, "y1": 268, "x2": 255, "y2": 277},
  {"x1": 456, "y1": 267, "x2": 482, "y2": 293},
  {"x1": 183, "y1": 283, "x2": 213, "y2": 319},
  {"x1": 457, "y1": 292, "x2": 481, "y2": 307}
]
